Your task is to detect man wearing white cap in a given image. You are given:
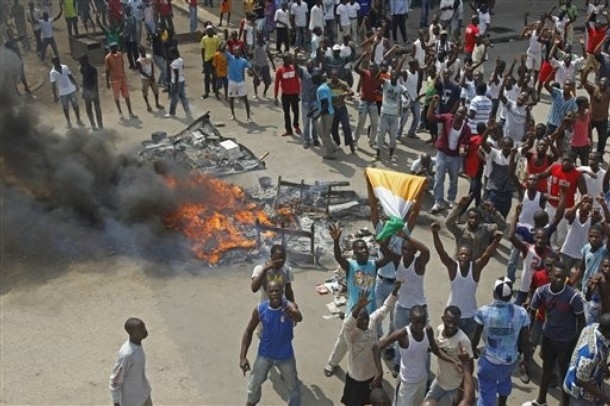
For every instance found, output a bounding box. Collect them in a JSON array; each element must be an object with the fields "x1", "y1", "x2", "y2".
[
  {"x1": 201, "y1": 25, "x2": 220, "y2": 99},
  {"x1": 471, "y1": 278, "x2": 531, "y2": 406}
]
